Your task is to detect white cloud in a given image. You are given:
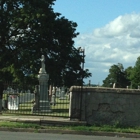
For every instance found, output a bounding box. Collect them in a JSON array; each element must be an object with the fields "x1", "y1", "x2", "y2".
[{"x1": 75, "y1": 13, "x2": 140, "y2": 84}]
